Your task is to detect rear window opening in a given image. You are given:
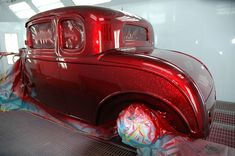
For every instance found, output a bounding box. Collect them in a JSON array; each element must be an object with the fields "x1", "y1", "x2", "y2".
[{"x1": 123, "y1": 25, "x2": 148, "y2": 41}]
